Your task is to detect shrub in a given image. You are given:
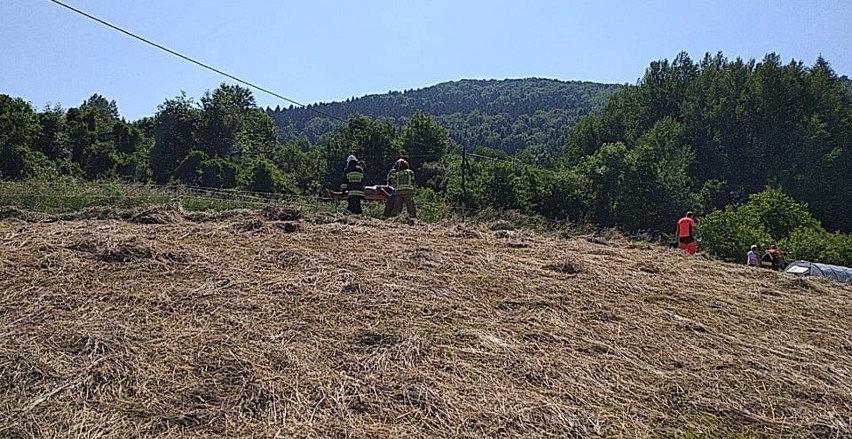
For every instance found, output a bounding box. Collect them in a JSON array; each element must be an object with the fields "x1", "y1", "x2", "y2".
[
  {"x1": 780, "y1": 228, "x2": 852, "y2": 267},
  {"x1": 240, "y1": 158, "x2": 298, "y2": 195},
  {"x1": 700, "y1": 204, "x2": 773, "y2": 262},
  {"x1": 701, "y1": 187, "x2": 852, "y2": 266},
  {"x1": 738, "y1": 187, "x2": 821, "y2": 239}
]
